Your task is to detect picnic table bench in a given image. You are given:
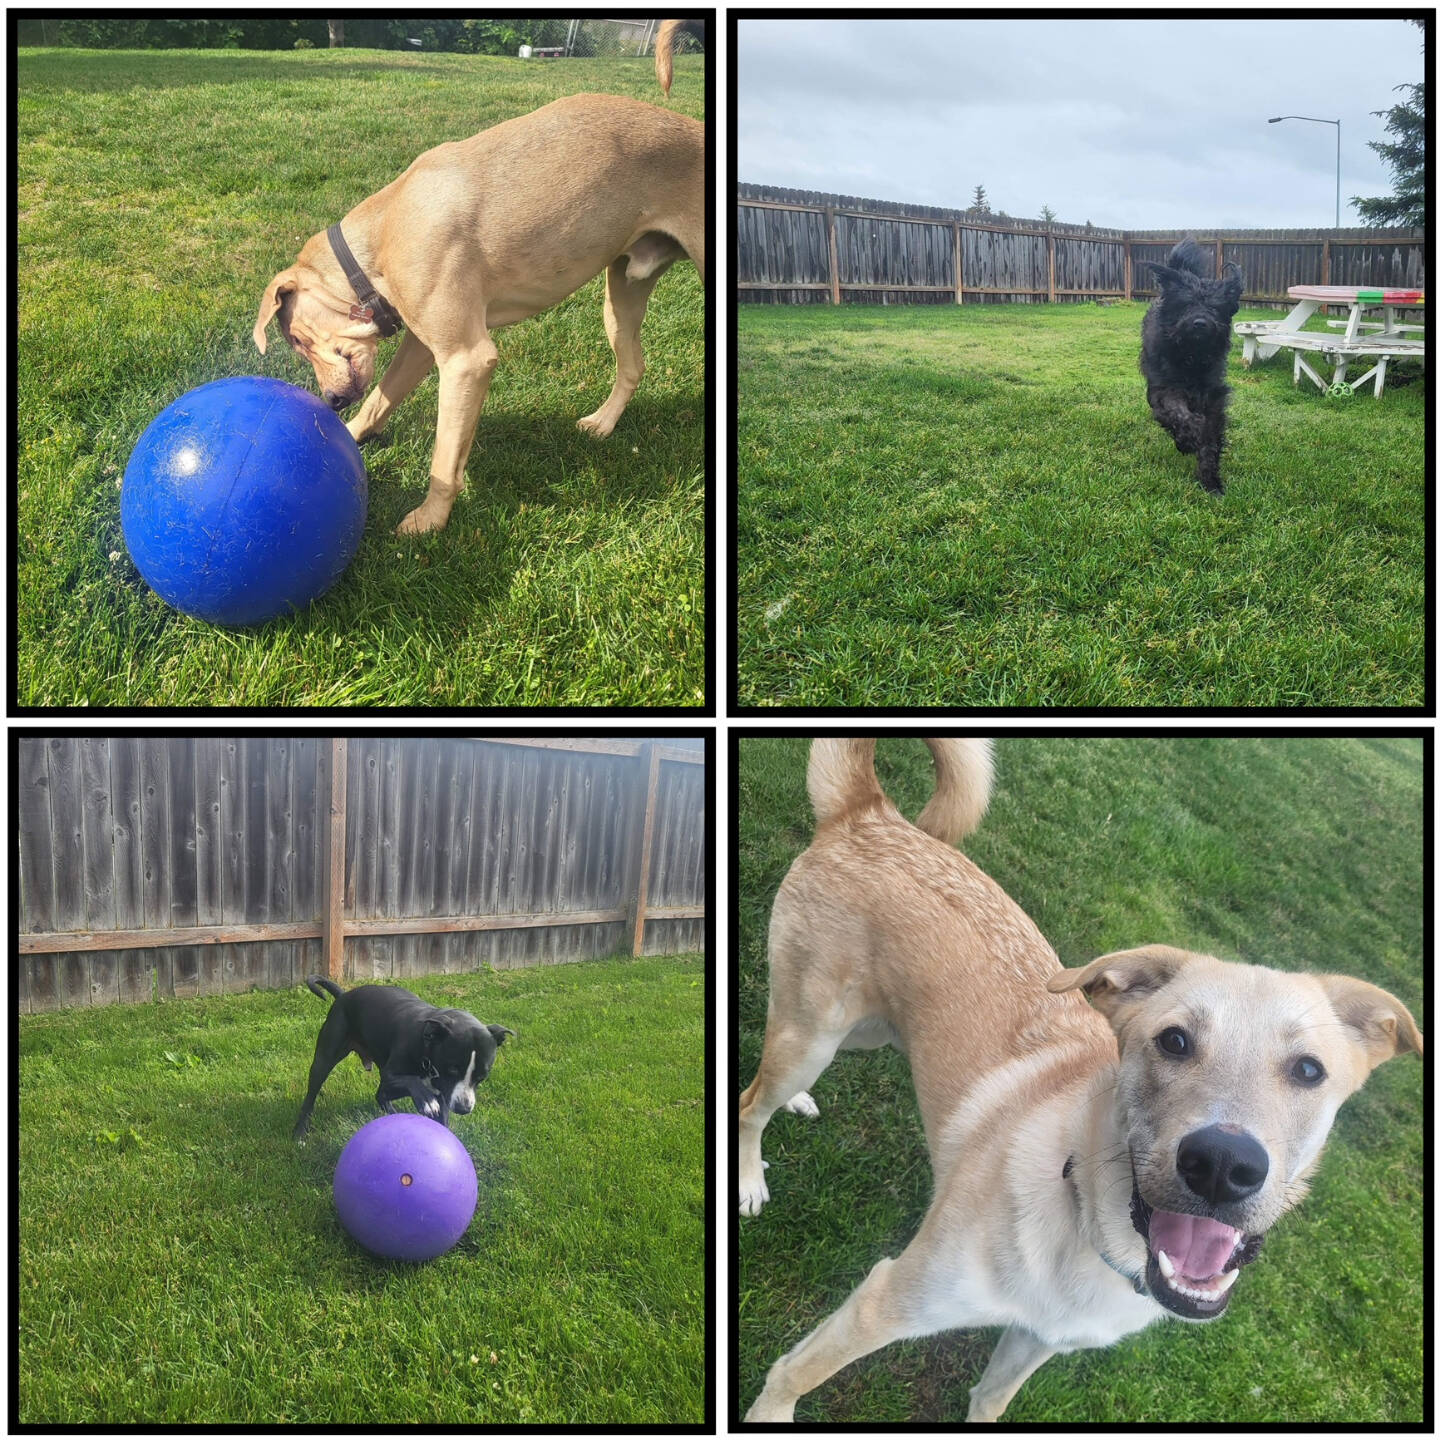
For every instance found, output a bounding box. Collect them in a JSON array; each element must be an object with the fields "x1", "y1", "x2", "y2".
[{"x1": 1237, "y1": 285, "x2": 1425, "y2": 398}]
